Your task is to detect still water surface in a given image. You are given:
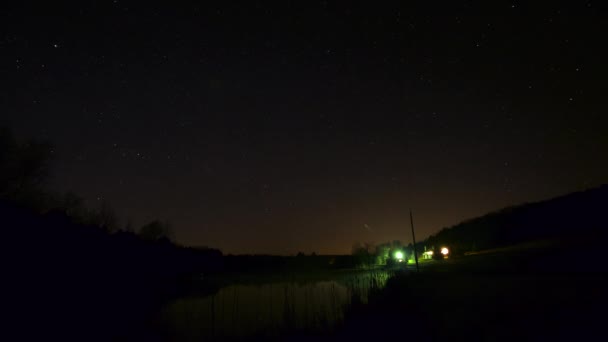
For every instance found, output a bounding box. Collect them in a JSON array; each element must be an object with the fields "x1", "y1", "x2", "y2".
[{"x1": 161, "y1": 271, "x2": 392, "y2": 340}]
